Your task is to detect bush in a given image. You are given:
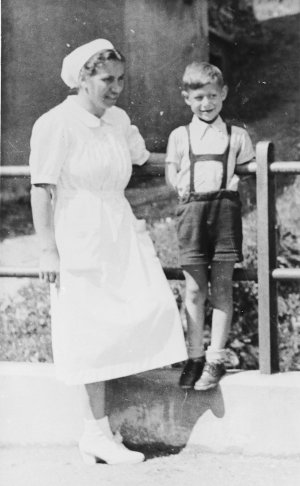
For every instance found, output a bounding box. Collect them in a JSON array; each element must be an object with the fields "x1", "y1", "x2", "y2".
[
  {"x1": 0, "y1": 281, "x2": 52, "y2": 362},
  {"x1": 1, "y1": 215, "x2": 299, "y2": 371}
]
